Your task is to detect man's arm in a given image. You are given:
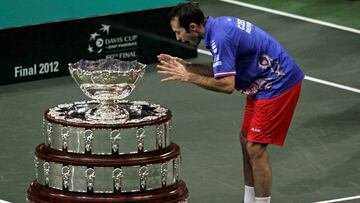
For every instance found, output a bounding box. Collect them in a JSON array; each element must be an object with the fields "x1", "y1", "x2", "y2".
[
  {"x1": 186, "y1": 63, "x2": 214, "y2": 77},
  {"x1": 188, "y1": 72, "x2": 235, "y2": 94},
  {"x1": 158, "y1": 54, "x2": 213, "y2": 77},
  {"x1": 157, "y1": 59, "x2": 234, "y2": 94}
]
